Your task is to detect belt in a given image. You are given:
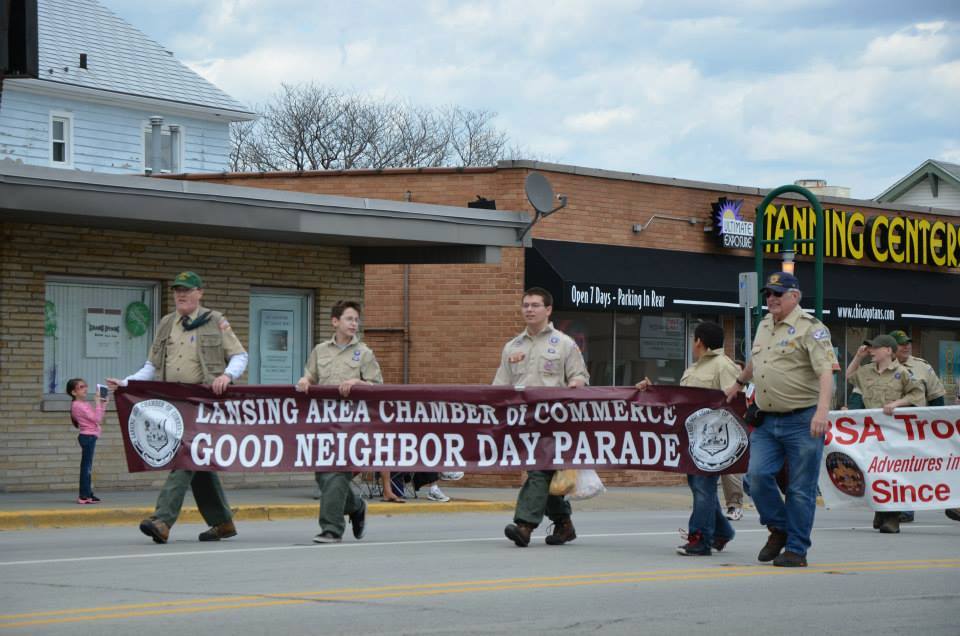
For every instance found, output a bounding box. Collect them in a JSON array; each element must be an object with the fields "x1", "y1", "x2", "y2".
[{"x1": 764, "y1": 405, "x2": 816, "y2": 416}]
